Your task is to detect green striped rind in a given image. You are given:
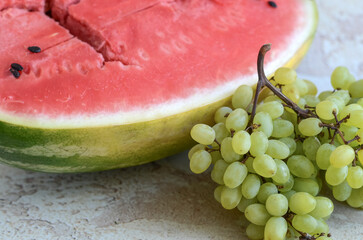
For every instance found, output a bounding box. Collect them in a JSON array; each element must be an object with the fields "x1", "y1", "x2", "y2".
[
  {"x1": 0, "y1": 97, "x2": 230, "y2": 173},
  {"x1": 0, "y1": 1, "x2": 318, "y2": 173}
]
